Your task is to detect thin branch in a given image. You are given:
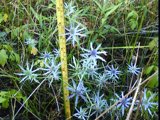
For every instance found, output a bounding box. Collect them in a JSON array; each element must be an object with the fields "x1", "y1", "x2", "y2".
[{"x1": 125, "y1": 70, "x2": 143, "y2": 120}]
